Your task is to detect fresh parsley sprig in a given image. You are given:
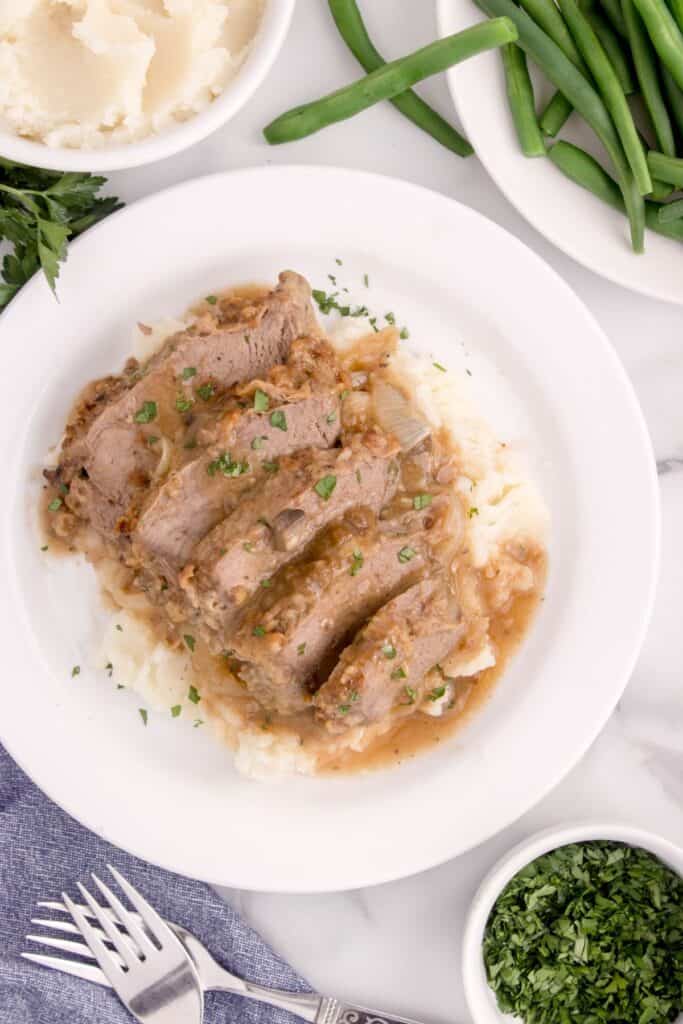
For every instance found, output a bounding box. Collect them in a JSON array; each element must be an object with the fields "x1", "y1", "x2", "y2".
[{"x1": 0, "y1": 158, "x2": 122, "y2": 311}]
